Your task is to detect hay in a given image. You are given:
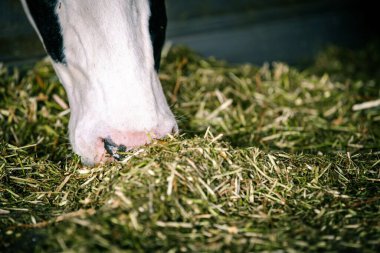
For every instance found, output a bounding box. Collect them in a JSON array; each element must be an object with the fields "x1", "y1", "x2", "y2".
[{"x1": 0, "y1": 44, "x2": 379, "y2": 252}]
